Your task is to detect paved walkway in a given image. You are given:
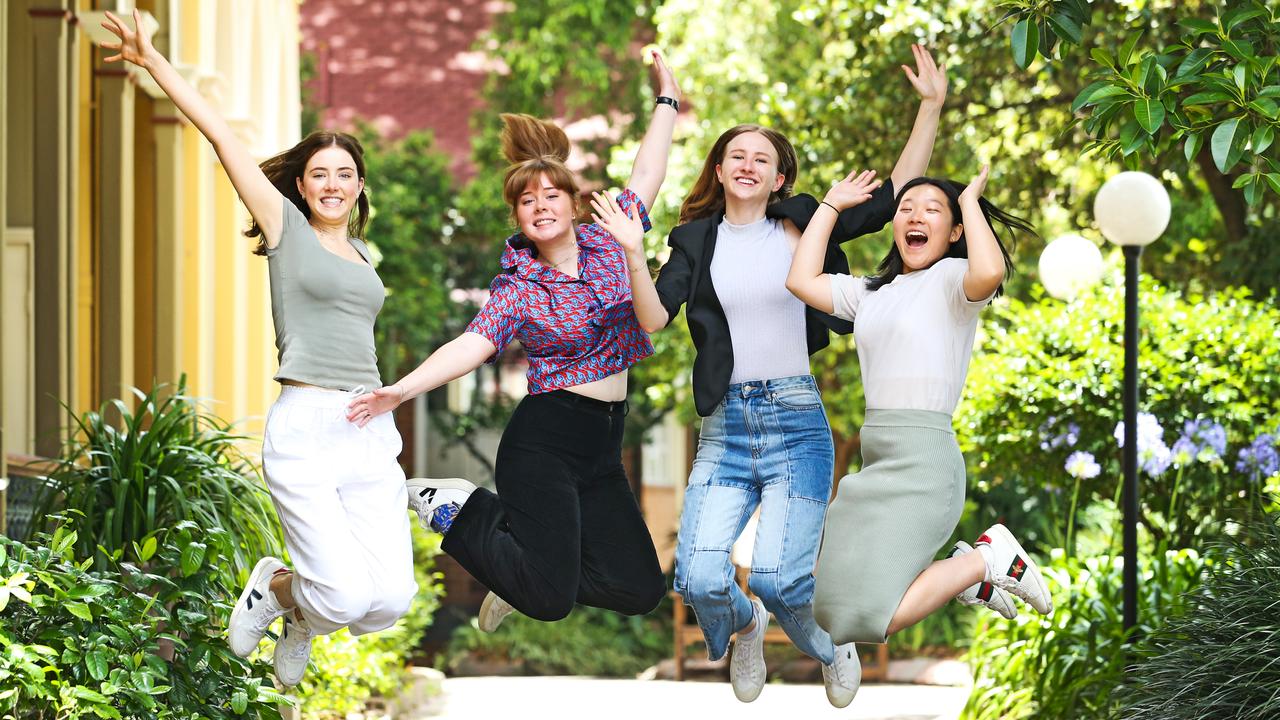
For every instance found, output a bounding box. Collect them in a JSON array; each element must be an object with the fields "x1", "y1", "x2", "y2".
[{"x1": 418, "y1": 676, "x2": 969, "y2": 719}]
